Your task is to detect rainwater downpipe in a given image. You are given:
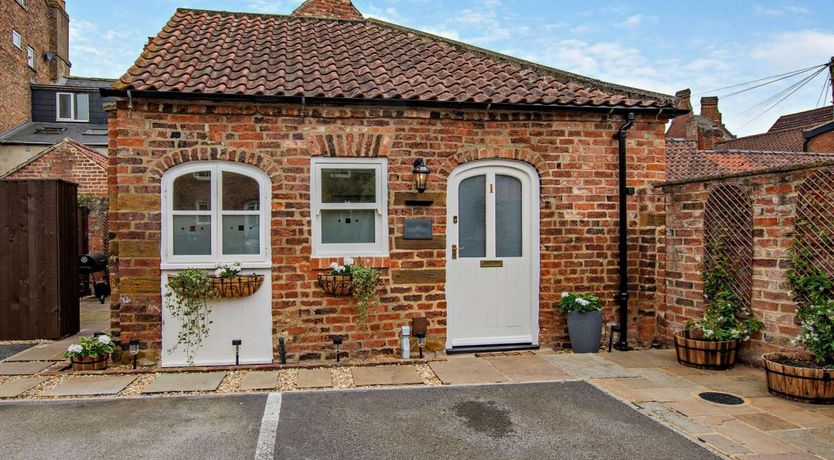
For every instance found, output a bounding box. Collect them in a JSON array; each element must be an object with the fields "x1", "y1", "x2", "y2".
[{"x1": 614, "y1": 112, "x2": 635, "y2": 351}]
